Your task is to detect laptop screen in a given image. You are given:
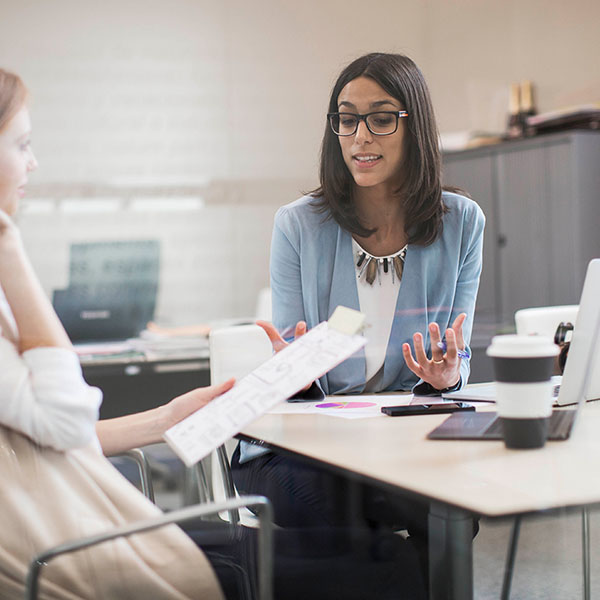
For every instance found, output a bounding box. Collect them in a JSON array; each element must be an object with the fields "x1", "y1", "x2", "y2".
[
  {"x1": 557, "y1": 258, "x2": 600, "y2": 406},
  {"x1": 52, "y1": 240, "x2": 160, "y2": 342}
]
